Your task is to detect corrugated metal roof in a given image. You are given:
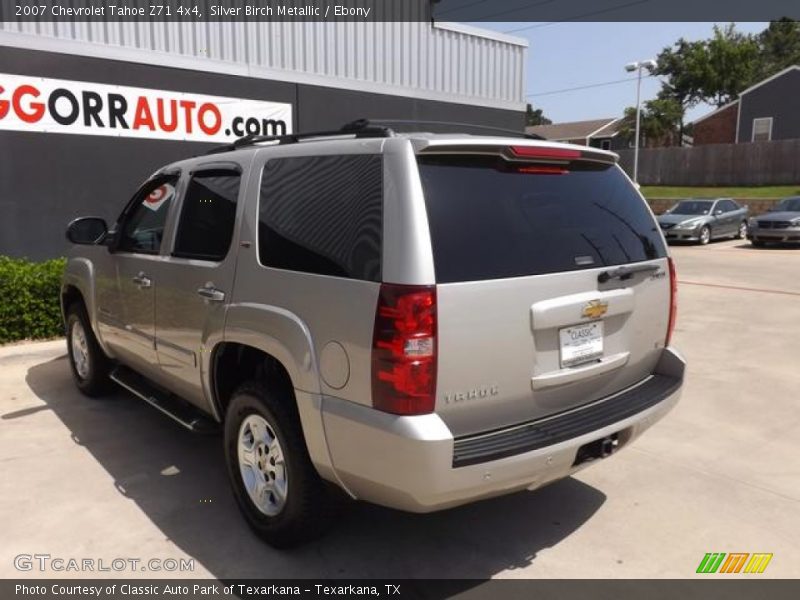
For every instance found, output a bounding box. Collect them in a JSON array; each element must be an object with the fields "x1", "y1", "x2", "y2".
[{"x1": 0, "y1": 20, "x2": 527, "y2": 110}]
